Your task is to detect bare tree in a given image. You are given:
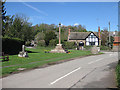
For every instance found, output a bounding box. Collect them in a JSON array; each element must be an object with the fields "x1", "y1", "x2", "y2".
[{"x1": 101, "y1": 28, "x2": 109, "y2": 46}]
